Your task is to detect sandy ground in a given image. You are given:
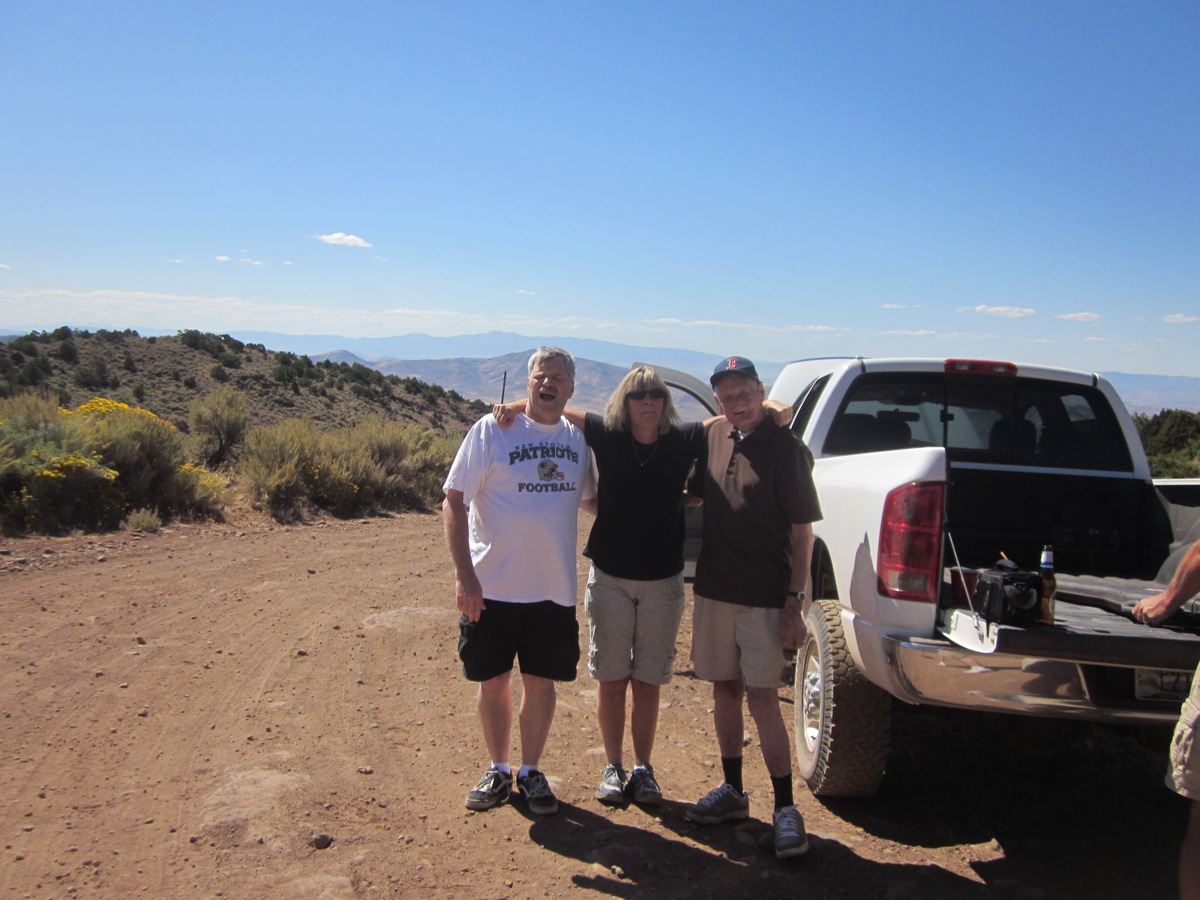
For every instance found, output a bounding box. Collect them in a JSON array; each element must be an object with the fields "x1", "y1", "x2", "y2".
[{"x1": 0, "y1": 512, "x2": 1191, "y2": 899}]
